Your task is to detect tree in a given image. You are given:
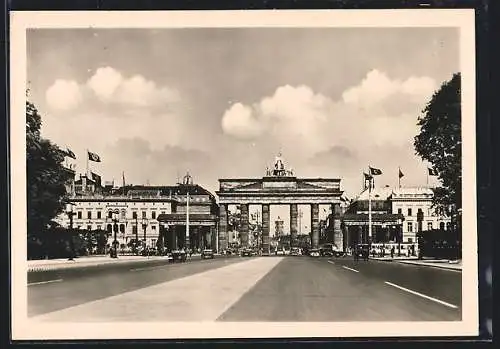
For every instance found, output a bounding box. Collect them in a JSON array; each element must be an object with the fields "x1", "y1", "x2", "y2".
[
  {"x1": 26, "y1": 100, "x2": 73, "y2": 239},
  {"x1": 414, "y1": 73, "x2": 461, "y2": 214}
]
